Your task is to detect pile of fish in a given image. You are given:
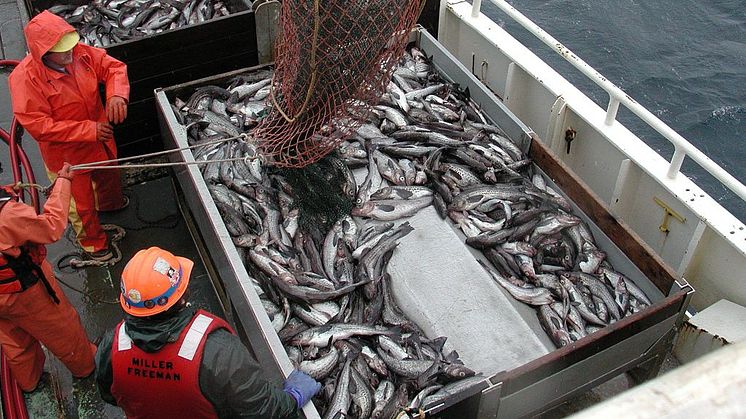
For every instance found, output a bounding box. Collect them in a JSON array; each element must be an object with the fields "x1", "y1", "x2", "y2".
[
  {"x1": 171, "y1": 44, "x2": 653, "y2": 417},
  {"x1": 47, "y1": 0, "x2": 243, "y2": 47}
]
